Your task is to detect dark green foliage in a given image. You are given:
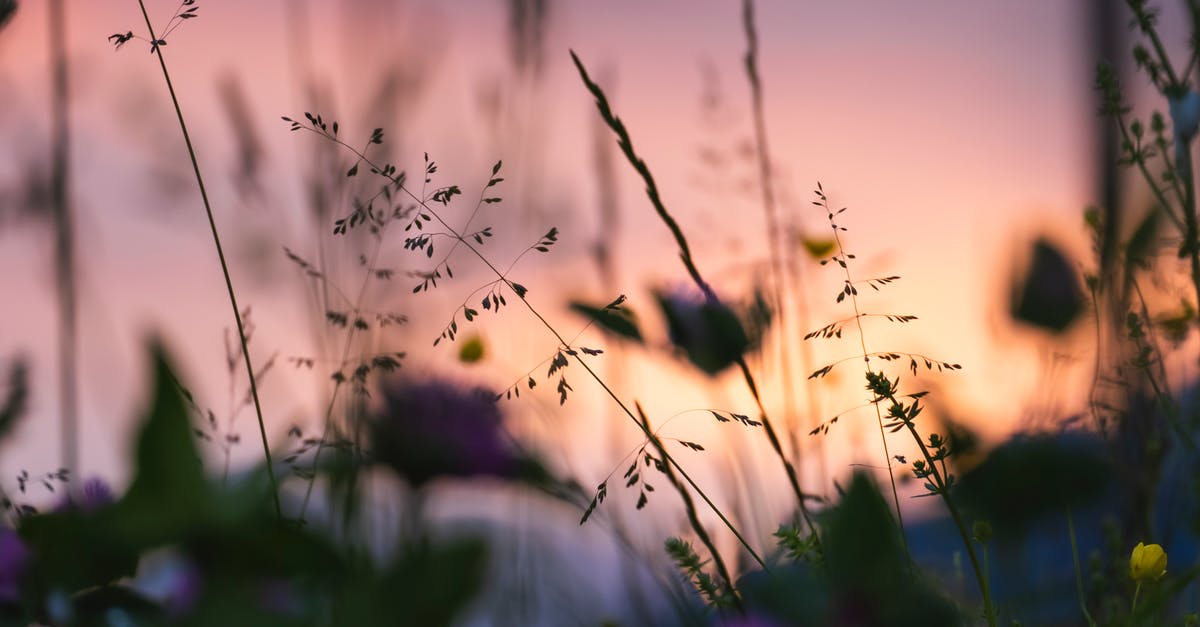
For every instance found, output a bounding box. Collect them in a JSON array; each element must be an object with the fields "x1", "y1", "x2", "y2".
[
  {"x1": 956, "y1": 435, "x2": 1112, "y2": 534},
  {"x1": 14, "y1": 345, "x2": 486, "y2": 626},
  {"x1": 0, "y1": 1, "x2": 15, "y2": 32},
  {"x1": 665, "y1": 537, "x2": 733, "y2": 609},
  {"x1": 739, "y1": 473, "x2": 961, "y2": 626}
]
